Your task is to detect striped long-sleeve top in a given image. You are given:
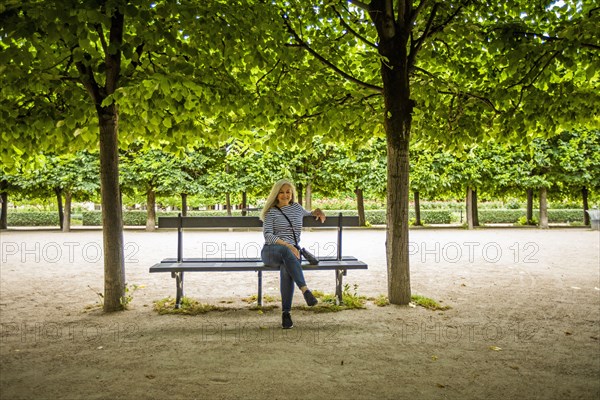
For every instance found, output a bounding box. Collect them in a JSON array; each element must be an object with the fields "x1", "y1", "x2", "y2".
[{"x1": 263, "y1": 202, "x2": 312, "y2": 246}]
